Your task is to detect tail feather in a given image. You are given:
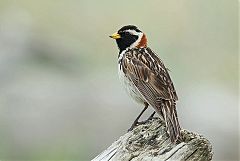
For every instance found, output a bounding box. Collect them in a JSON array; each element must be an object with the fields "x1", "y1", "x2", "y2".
[{"x1": 162, "y1": 101, "x2": 181, "y2": 143}]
